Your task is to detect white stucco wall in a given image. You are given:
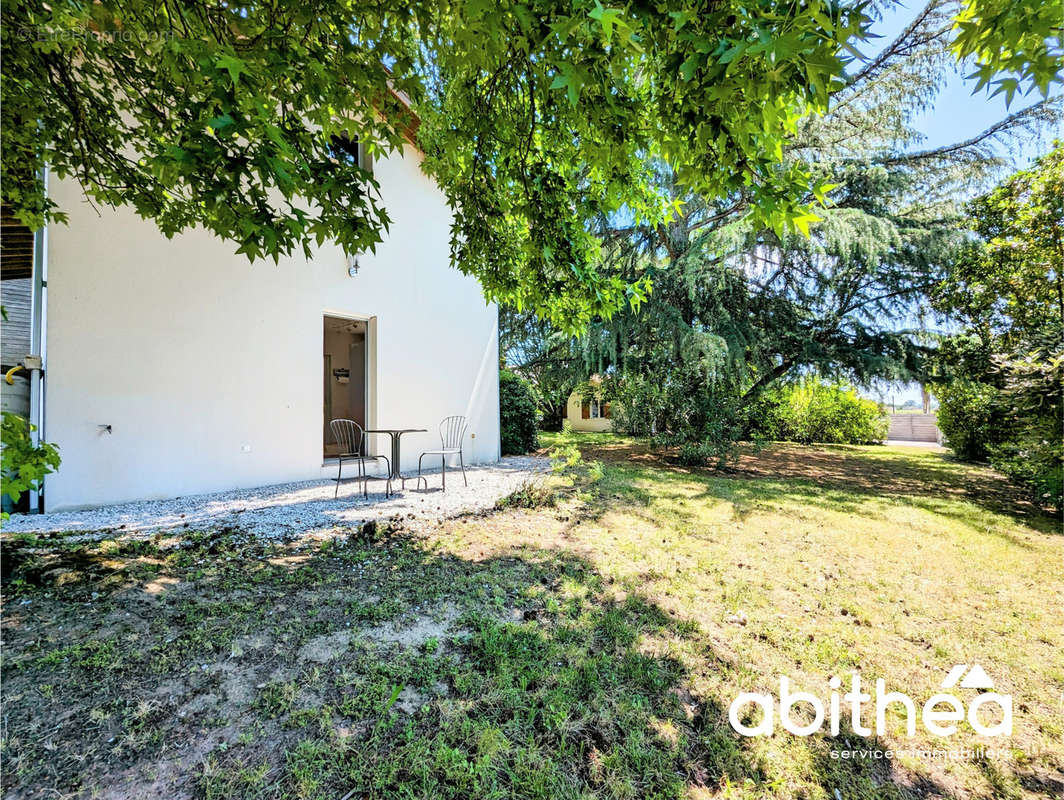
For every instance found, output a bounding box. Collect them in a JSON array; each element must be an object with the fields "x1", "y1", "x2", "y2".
[
  {"x1": 565, "y1": 392, "x2": 612, "y2": 432},
  {"x1": 43, "y1": 142, "x2": 499, "y2": 510}
]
